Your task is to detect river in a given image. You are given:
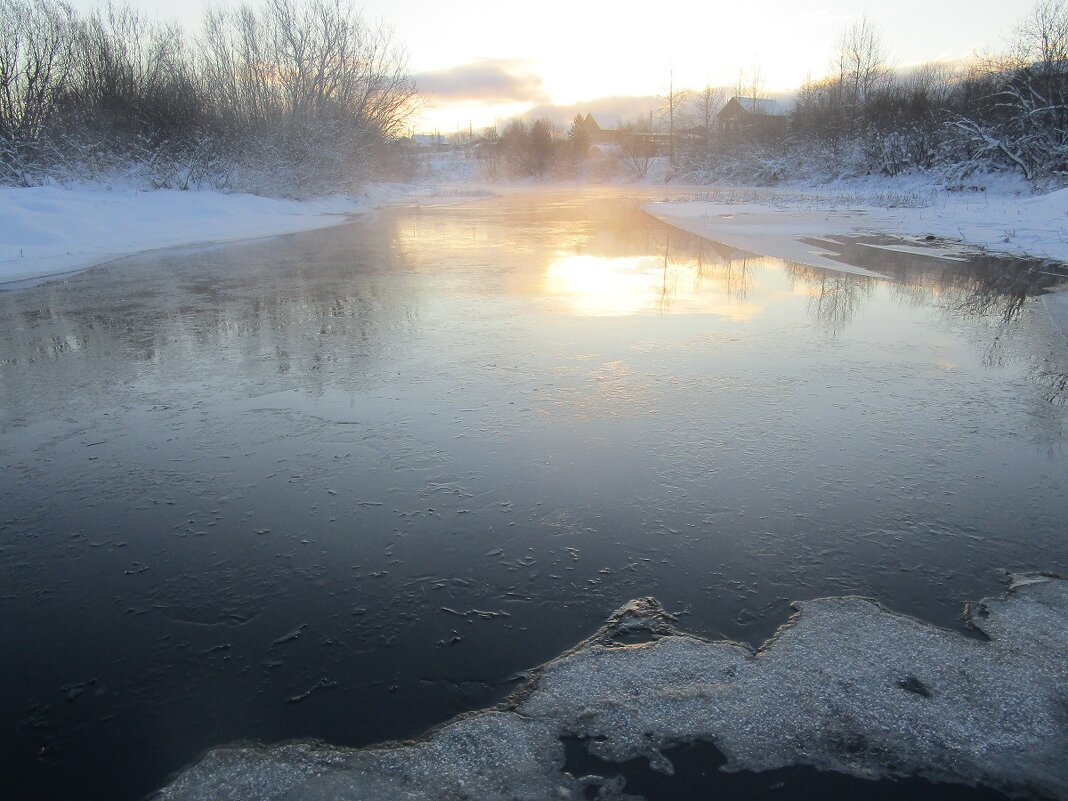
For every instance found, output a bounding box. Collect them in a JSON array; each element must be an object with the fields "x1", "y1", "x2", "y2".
[{"x1": 1, "y1": 188, "x2": 1066, "y2": 800}]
